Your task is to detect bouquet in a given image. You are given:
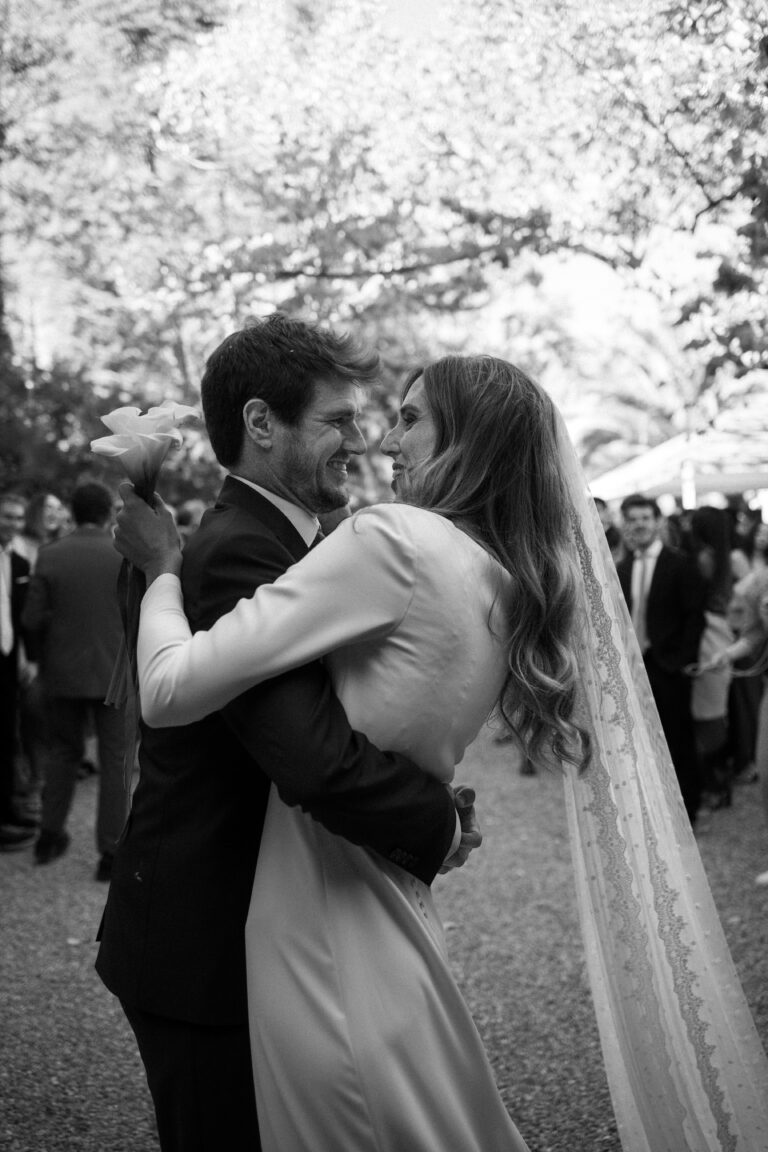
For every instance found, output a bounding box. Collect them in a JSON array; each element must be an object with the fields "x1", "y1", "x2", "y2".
[{"x1": 91, "y1": 402, "x2": 199, "y2": 715}]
